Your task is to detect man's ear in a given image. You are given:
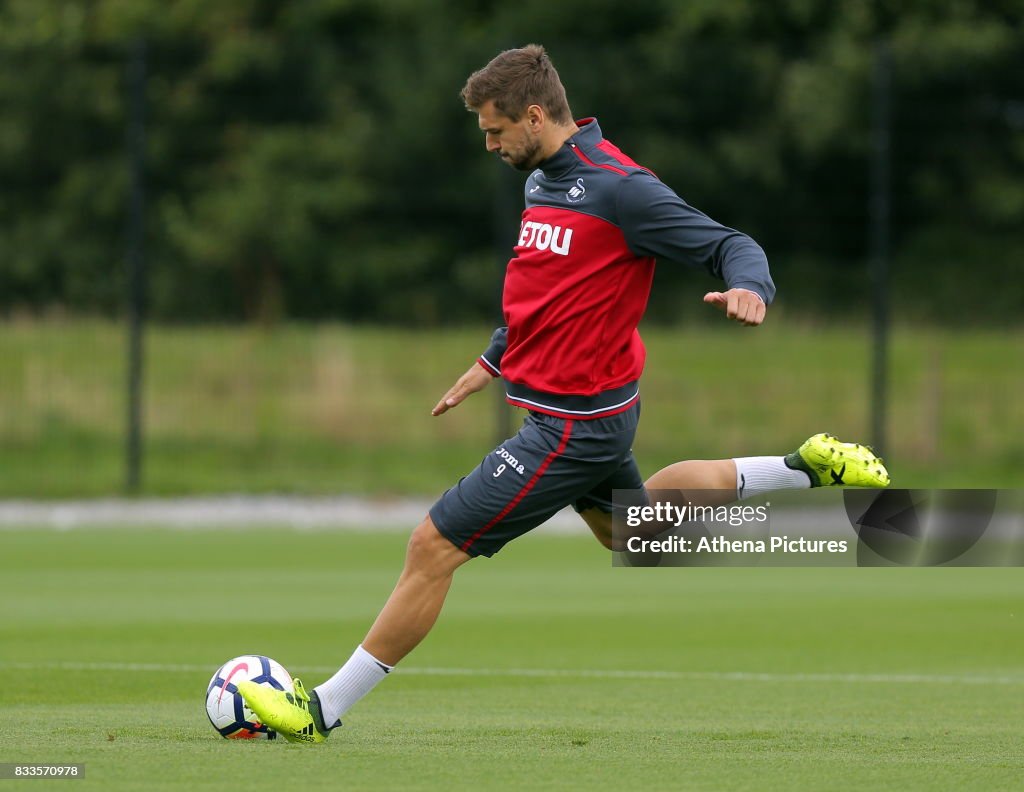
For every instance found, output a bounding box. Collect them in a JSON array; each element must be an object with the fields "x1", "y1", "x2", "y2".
[{"x1": 526, "y1": 104, "x2": 545, "y2": 130}]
